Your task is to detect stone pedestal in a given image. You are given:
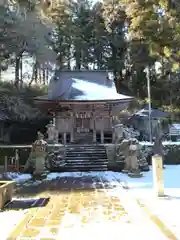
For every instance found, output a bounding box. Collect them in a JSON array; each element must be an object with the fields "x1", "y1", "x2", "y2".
[
  {"x1": 152, "y1": 154, "x2": 164, "y2": 197},
  {"x1": 34, "y1": 154, "x2": 46, "y2": 175},
  {"x1": 128, "y1": 169, "x2": 143, "y2": 178}
]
